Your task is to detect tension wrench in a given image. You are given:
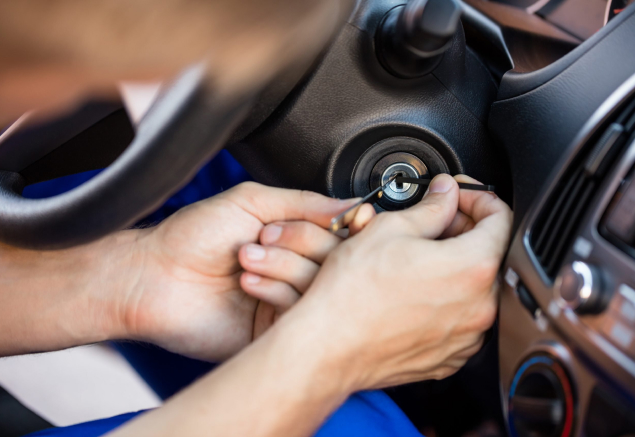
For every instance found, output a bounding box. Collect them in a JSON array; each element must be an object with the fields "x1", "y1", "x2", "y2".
[{"x1": 394, "y1": 177, "x2": 496, "y2": 192}]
